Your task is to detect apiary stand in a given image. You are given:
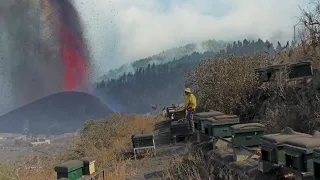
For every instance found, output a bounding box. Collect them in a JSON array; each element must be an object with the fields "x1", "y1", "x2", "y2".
[
  {"x1": 133, "y1": 144, "x2": 156, "y2": 160},
  {"x1": 132, "y1": 134, "x2": 156, "y2": 160},
  {"x1": 170, "y1": 120, "x2": 194, "y2": 143},
  {"x1": 212, "y1": 136, "x2": 259, "y2": 162}
]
